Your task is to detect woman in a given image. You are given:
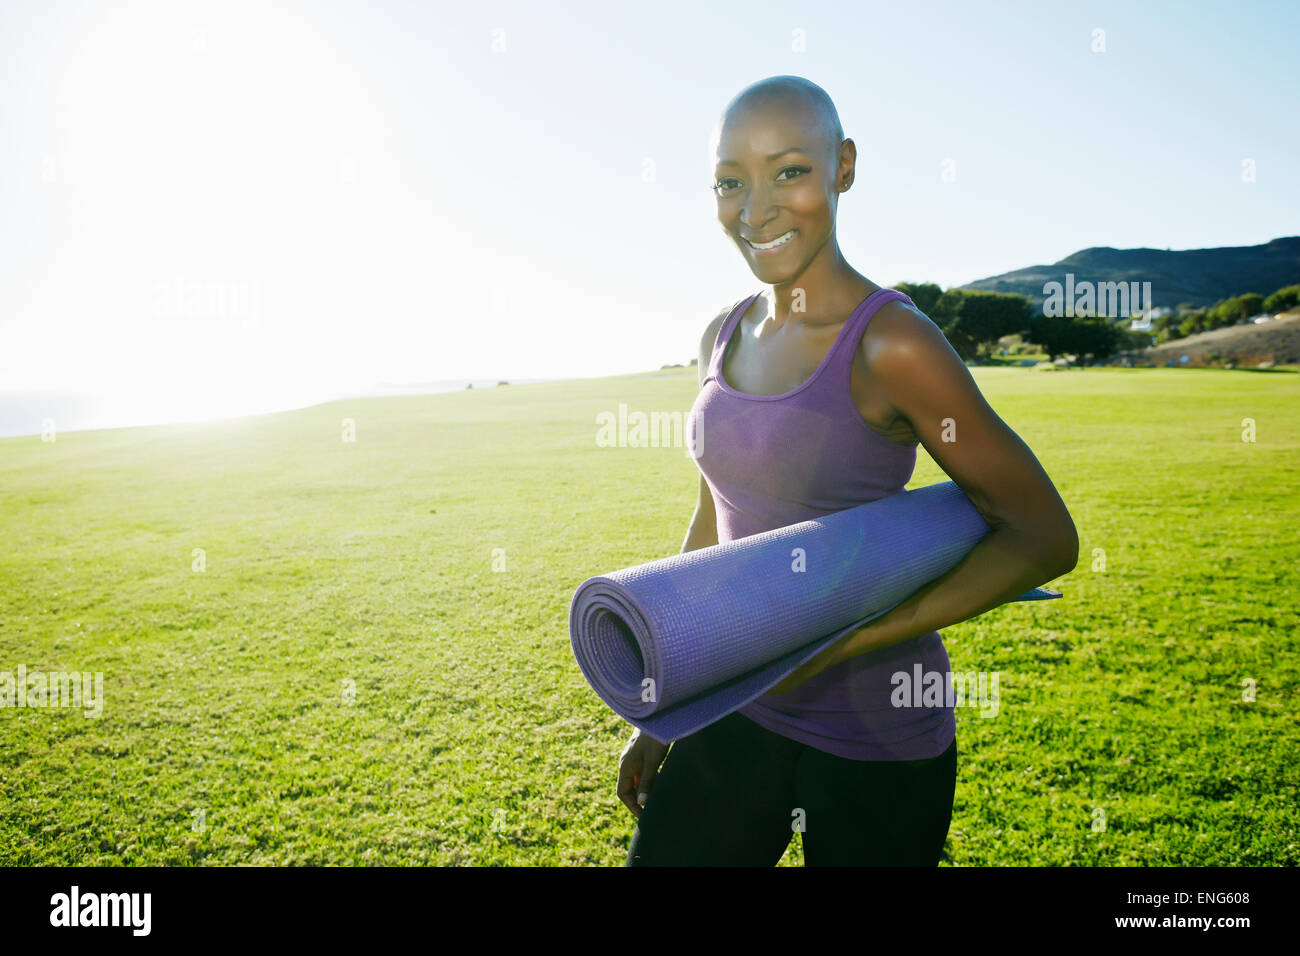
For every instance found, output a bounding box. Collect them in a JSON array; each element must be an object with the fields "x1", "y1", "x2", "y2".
[{"x1": 618, "y1": 75, "x2": 1078, "y2": 866}]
